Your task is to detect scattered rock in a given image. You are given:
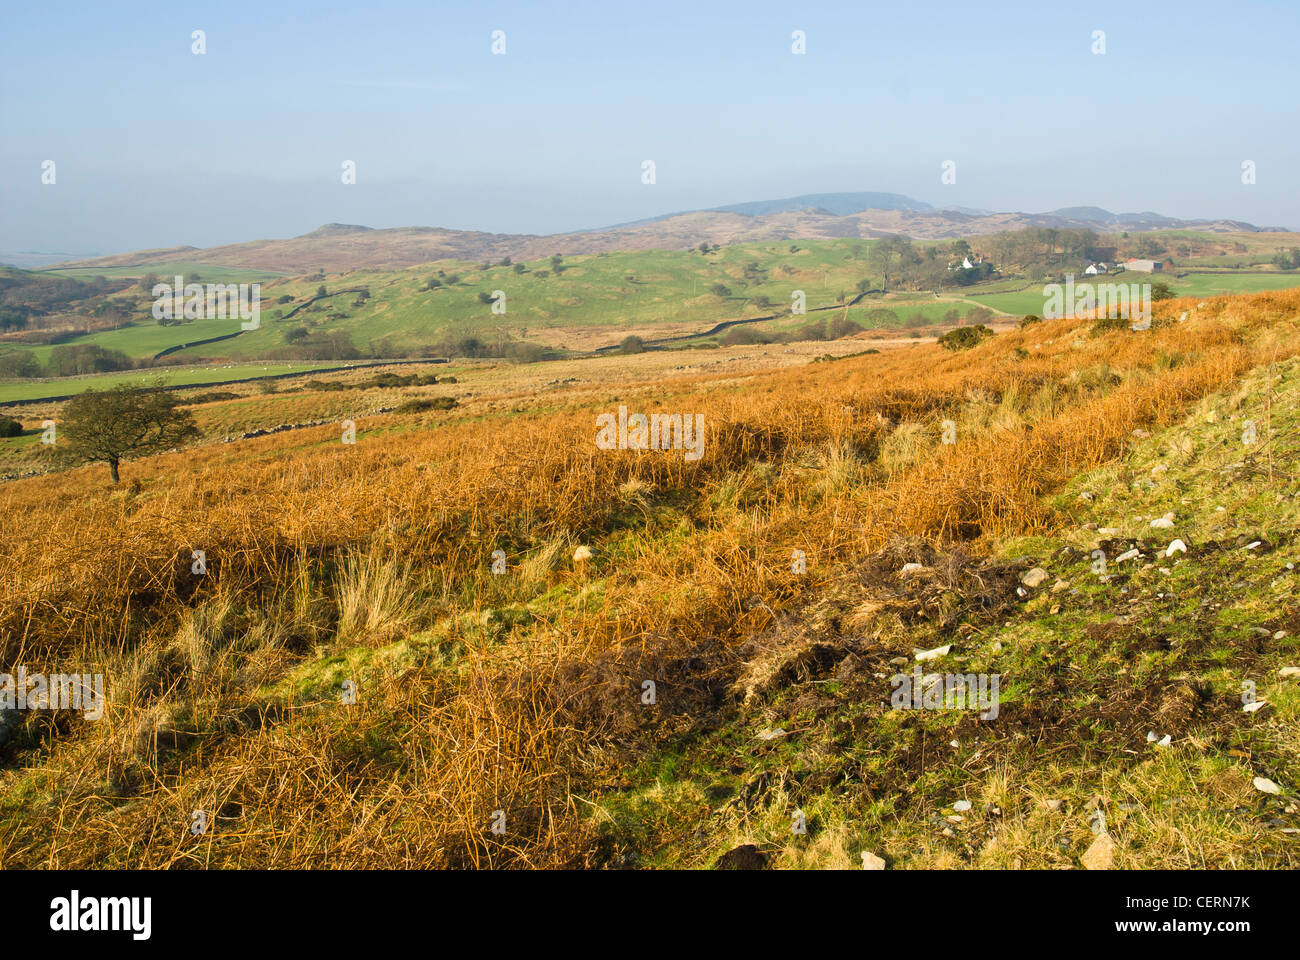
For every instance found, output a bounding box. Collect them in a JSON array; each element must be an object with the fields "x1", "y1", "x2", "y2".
[
  {"x1": 1046, "y1": 799, "x2": 1064, "y2": 813},
  {"x1": 1253, "y1": 777, "x2": 1281, "y2": 795},
  {"x1": 860, "y1": 851, "x2": 886, "y2": 870},
  {"x1": 572, "y1": 545, "x2": 593, "y2": 563},
  {"x1": 1081, "y1": 831, "x2": 1116, "y2": 870},
  {"x1": 1150, "y1": 517, "x2": 1174, "y2": 529},
  {"x1": 1279, "y1": 667, "x2": 1300, "y2": 679},
  {"x1": 755, "y1": 727, "x2": 788, "y2": 741},
  {"x1": 1021, "y1": 567, "x2": 1049, "y2": 588},
  {"x1": 953, "y1": 799, "x2": 972, "y2": 812},
  {"x1": 1166, "y1": 539, "x2": 1187, "y2": 557}
]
